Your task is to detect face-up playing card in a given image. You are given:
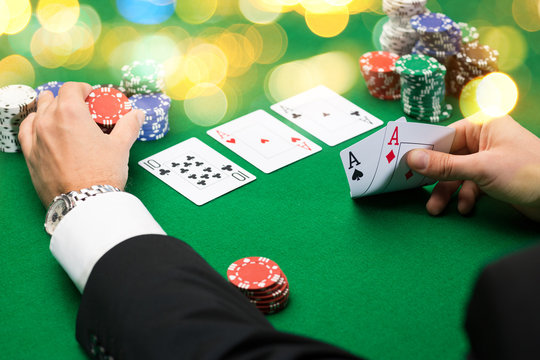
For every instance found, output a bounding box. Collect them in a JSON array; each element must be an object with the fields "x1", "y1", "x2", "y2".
[
  {"x1": 207, "y1": 110, "x2": 322, "y2": 173},
  {"x1": 138, "y1": 138, "x2": 256, "y2": 205},
  {"x1": 271, "y1": 85, "x2": 384, "y2": 146},
  {"x1": 340, "y1": 119, "x2": 456, "y2": 197}
]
